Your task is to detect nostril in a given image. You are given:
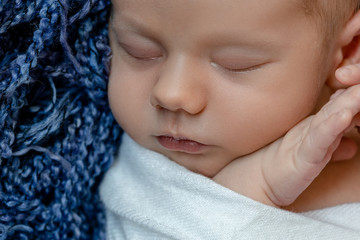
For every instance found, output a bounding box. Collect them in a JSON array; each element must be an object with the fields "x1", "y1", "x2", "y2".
[
  {"x1": 150, "y1": 95, "x2": 161, "y2": 109},
  {"x1": 153, "y1": 104, "x2": 163, "y2": 110}
]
